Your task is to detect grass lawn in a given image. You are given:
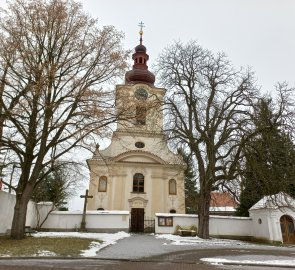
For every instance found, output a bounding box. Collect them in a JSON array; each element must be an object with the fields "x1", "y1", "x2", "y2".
[{"x1": 0, "y1": 236, "x2": 101, "y2": 257}]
